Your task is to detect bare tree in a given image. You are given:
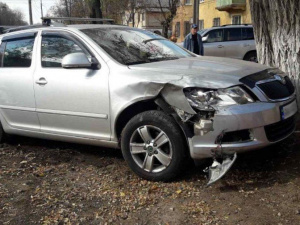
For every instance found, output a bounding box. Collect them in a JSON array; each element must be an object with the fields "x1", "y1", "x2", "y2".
[
  {"x1": 0, "y1": 3, "x2": 27, "y2": 26},
  {"x1": 50, "y1": 0, "x2": 90, "y2": 18},
  {"x1": 158, "y1": 0, "x2": 180, "y2": 38},
  {"x1": 250, "y1": 0, "x2": 300, "y2": 103},
  {"x1": 90, "y1": 0, "x2": 103, "y2": 23},
  {"x1": 102, "y1": 0, "x2": 130, "y2": 23}
]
